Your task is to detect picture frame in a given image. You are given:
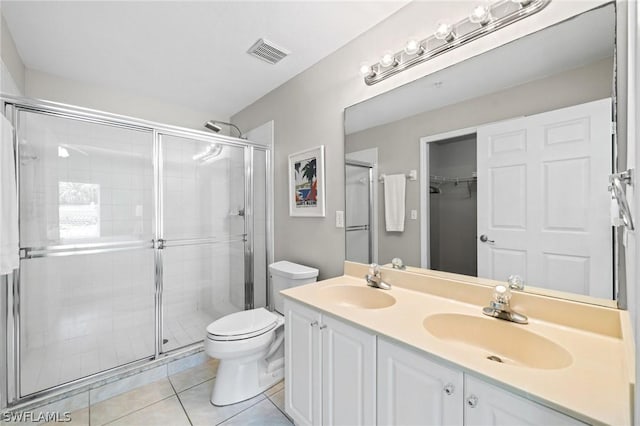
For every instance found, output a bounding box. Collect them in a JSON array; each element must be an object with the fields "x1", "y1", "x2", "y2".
[{"x1": 288, "y1": 145, "x2": 326, "y2": 217}]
